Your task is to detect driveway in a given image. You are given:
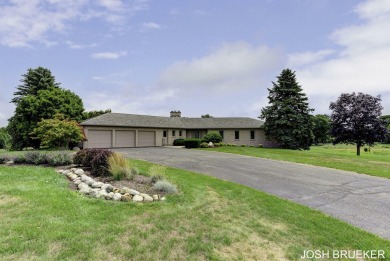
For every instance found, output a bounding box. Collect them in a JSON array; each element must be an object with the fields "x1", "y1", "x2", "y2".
[{"x1": 114, "y1": 147, "x2": 390, "y2": 240}]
